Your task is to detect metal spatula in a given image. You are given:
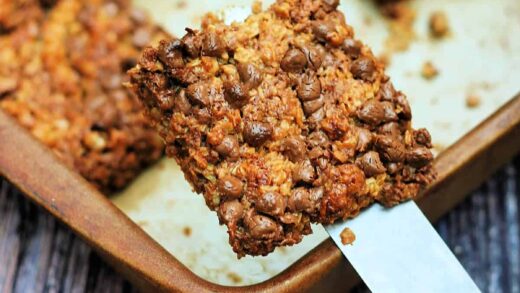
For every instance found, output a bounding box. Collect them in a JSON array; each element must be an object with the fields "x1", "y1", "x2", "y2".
[{"x1": 325, "y1": 201, "x2": 480, "y2": 292}]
